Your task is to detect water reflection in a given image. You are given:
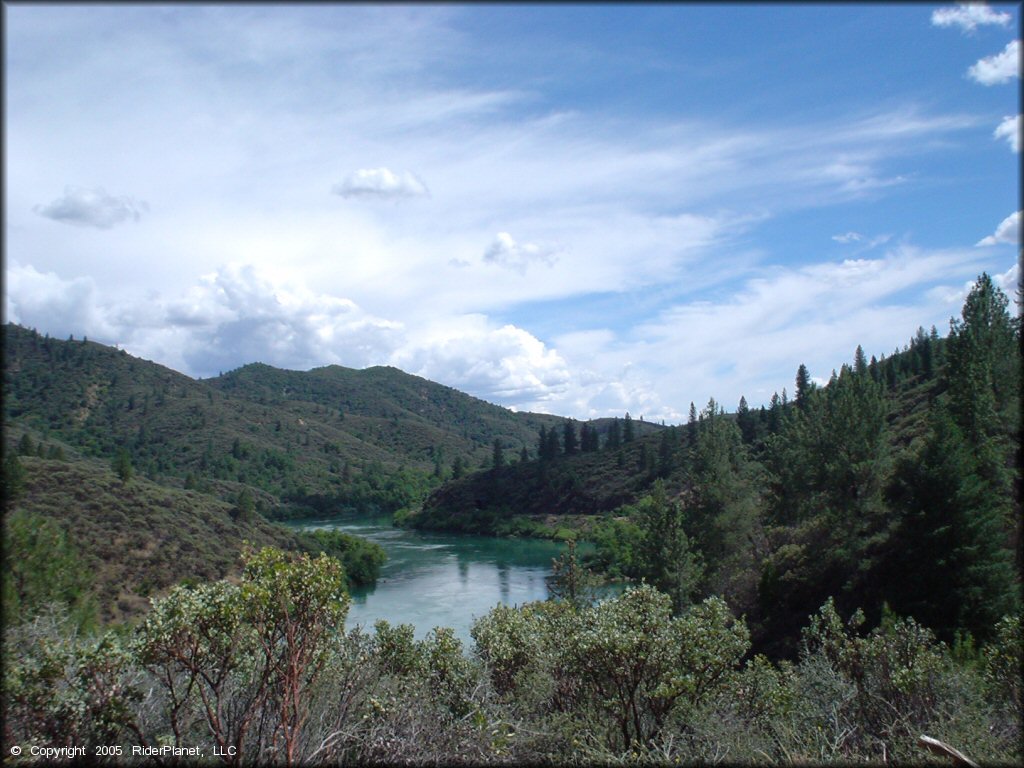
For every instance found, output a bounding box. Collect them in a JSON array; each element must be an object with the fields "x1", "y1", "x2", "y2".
[{"x1": 286, "y1": 513, "x2": 566, "y2": 646}]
